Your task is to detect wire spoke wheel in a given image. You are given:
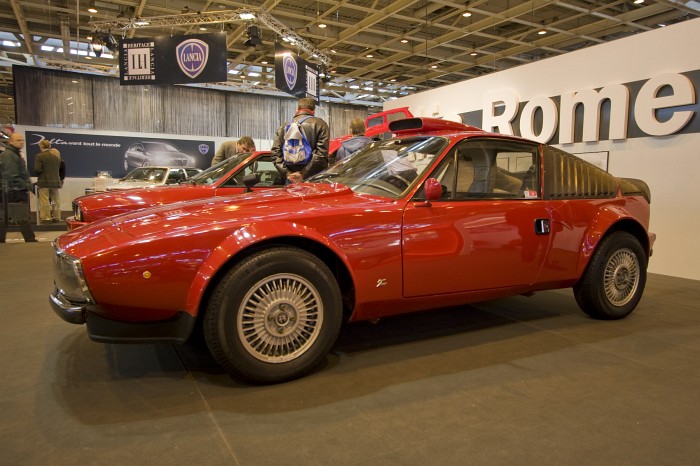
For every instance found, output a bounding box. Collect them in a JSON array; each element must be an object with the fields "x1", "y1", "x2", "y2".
[
  {"x1": 603, "y1": 248, "x2": 639, "y2": 306},
  {"x1": 238, "y1": 273, "x2": 322, "y2": 363}
]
